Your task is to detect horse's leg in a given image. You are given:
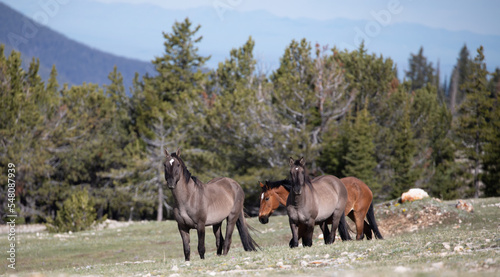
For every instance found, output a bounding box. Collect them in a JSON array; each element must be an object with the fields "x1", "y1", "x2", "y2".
[
  {"x1": 363, "y1": 220, "x2": 373, "y2": 240},
  {"x1": 330, "y1": 209, "x2": 346, "y2": 244},
  {"x1": 288, "y1": 222, "x2": 305, "y2": 247},
  {"x1": 324, "y1": 216, "x2": 337, "y2": 244},
  {"x1": 196, "y1": 224, "x2": 206, "y2": 259},
  {"x1": 178, "y1": 225, "x2": 191, "y2": 261},
  {"x1": 213, "y1": 222, "x2": 224, "y2": 255},
  {"x1": 320, "y1": 220, "x2": 332, "y2": 245},
  {"x1": 352, "y1": 210, "x2": 366, "y2": 240},
  {"x1": 288, "y1": 223, "x2": 307, "y2": 247},
  {"x1": 302, "y1": 221, "x2": 315, "y2": 247},
  {"x1": 288, "y1": 218, "x2": 299, "y2": 248},
  {"x1": 347, "y1": 211, "x2": 357, "y2": 239},
  {"x1": 222, "y1": 212, "x2": 239, "y2": 255}
]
